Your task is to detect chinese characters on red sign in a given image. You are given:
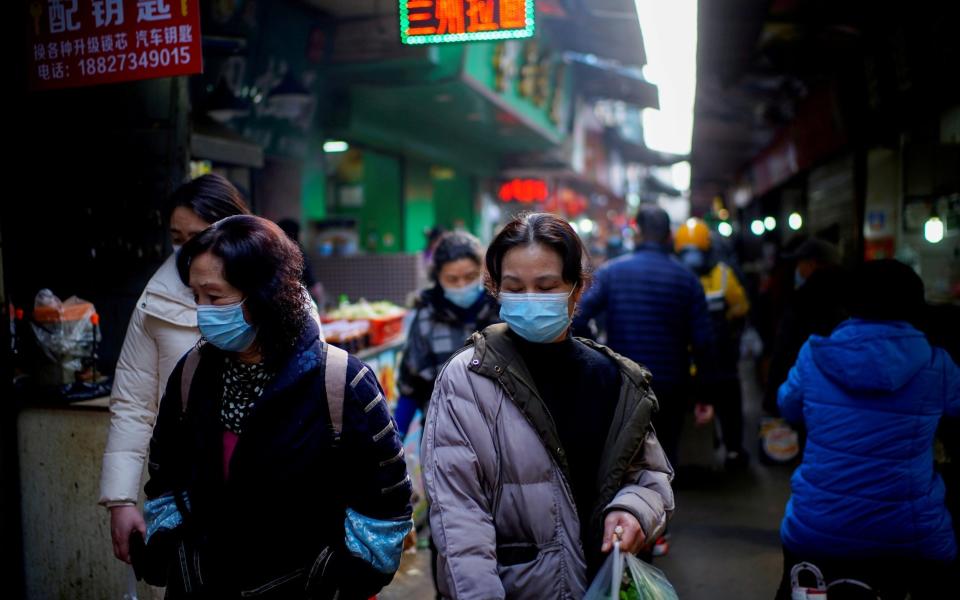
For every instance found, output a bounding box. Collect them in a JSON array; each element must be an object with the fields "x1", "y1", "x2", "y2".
[
  {"x1": 27, "y1": 0, "x2": 203, "y2": 91},
  {"x1": 401, "y1": 0, "x2": 534, "y2": 44},
  {"x1": 498, "y1": 180, "x2": 588, "y2": 218},
  {"x1": 498, "y1": 179, "x2": 548, "y2": 204}
]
